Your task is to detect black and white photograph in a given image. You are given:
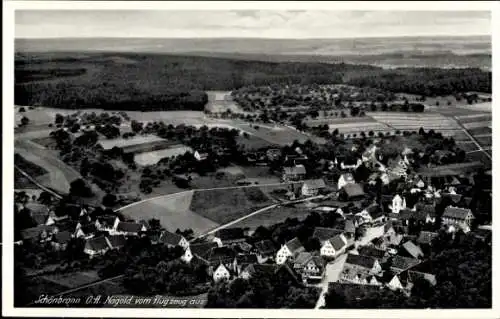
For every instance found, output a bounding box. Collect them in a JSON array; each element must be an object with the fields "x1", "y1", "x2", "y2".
[{"x1": 3, "y1": 1, "x2": 497, "y2": 317}]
